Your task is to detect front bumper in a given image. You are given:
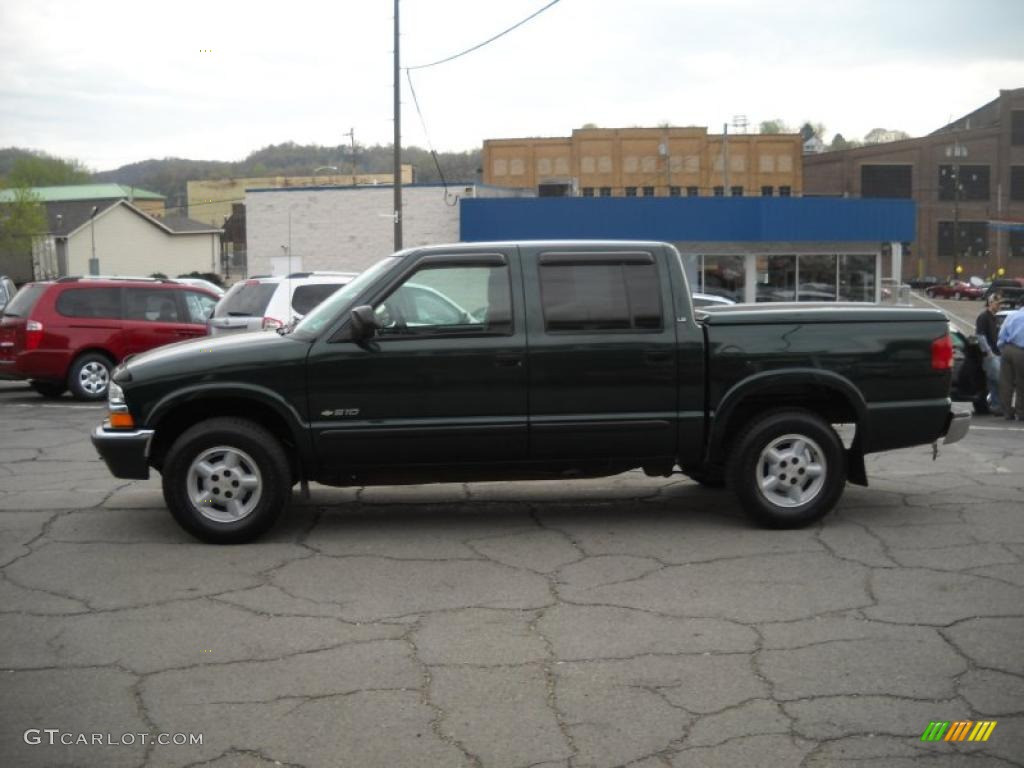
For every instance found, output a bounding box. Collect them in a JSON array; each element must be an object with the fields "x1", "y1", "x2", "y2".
[
  {"x1": 91, "y1": 425, "x2": 155, "y2": 479},
  {"x1": 943, "y1": 408, "x2": 971, "y2": 445}
]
